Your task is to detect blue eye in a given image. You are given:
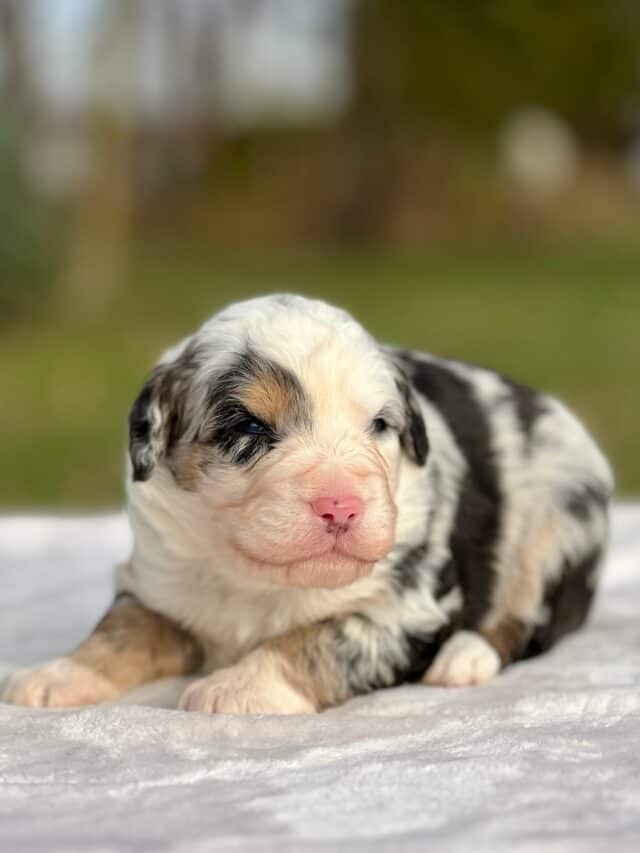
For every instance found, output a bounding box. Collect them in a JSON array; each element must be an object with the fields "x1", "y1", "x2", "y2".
[{"x1": 237, "y1": 419, "x2": 268, "y2": 436}]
